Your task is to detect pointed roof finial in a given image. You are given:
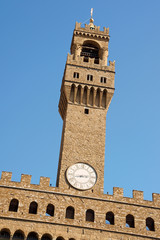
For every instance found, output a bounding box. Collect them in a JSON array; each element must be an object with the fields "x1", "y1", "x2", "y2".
[
  {"x1": 91, "y1": 8, "x2": 93, "y2": 18},
  {"x1": 89, "y1": 8, "x2": 95, "y2": 30}
]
